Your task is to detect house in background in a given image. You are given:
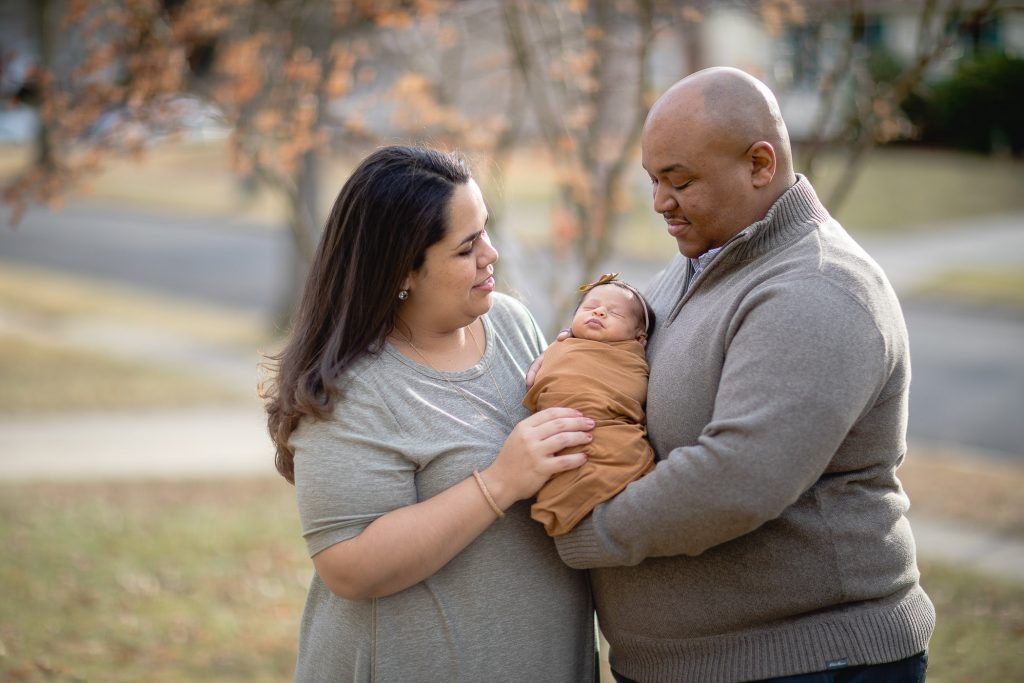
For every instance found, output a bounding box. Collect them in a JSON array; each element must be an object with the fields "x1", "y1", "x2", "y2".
[{"x1": 647, "y1": 0, "x2": 1024, "y2": 141}]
